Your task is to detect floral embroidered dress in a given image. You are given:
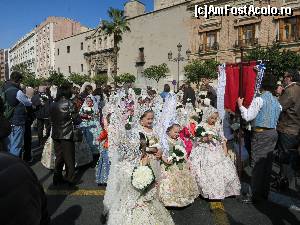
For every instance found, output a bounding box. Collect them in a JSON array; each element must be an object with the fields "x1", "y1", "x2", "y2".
[
  {"x1": 158, "y1": 137, "x2": 199, "y2": 207},
  {"x1": 189, "y1": 121, "x2": 241, "y2": 200},
  {"x1": 107, "y1": 129, "x2": 175, "y2": 225},
  {"x1": 79, "y1": 96, "x2": 102, "y2": 155},
  {"x1": 95, "y1": 129, "x2": 110, "y2": 184}
]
